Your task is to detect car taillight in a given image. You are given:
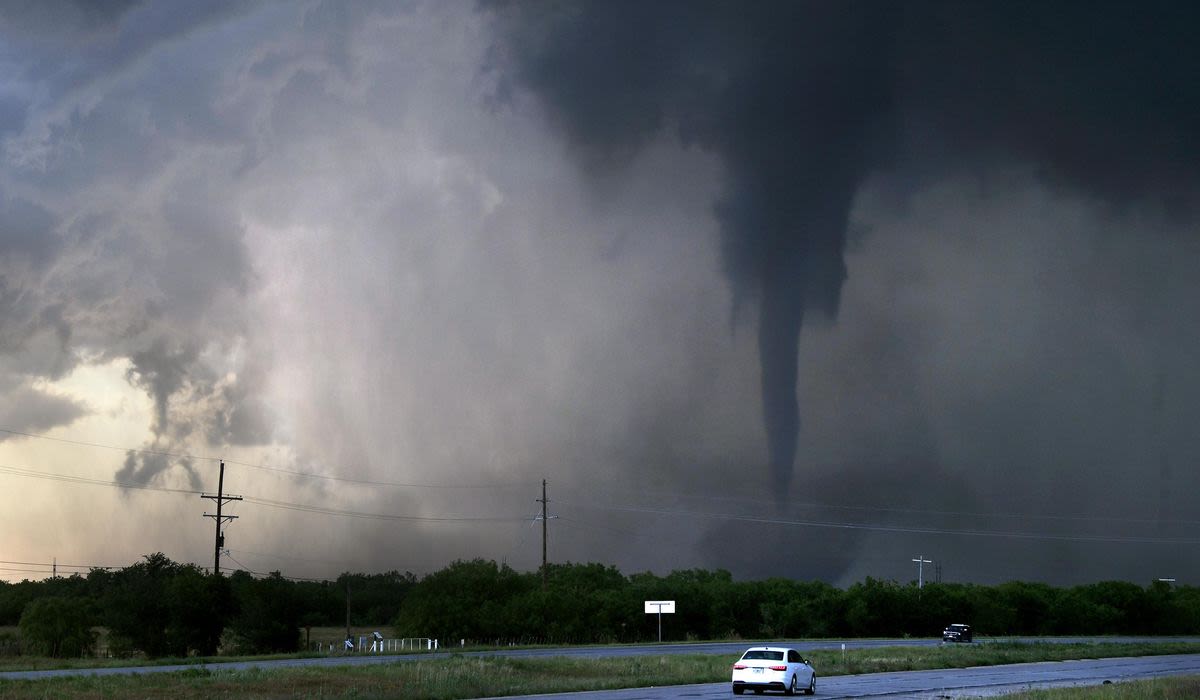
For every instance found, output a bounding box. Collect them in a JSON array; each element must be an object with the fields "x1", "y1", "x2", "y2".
[
  {"x1": 733, "y1": 664, "x2": 747, "y2": 669},
  {"x1": 769, "y1": 665, "x2": 787, "y2": 671}
]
